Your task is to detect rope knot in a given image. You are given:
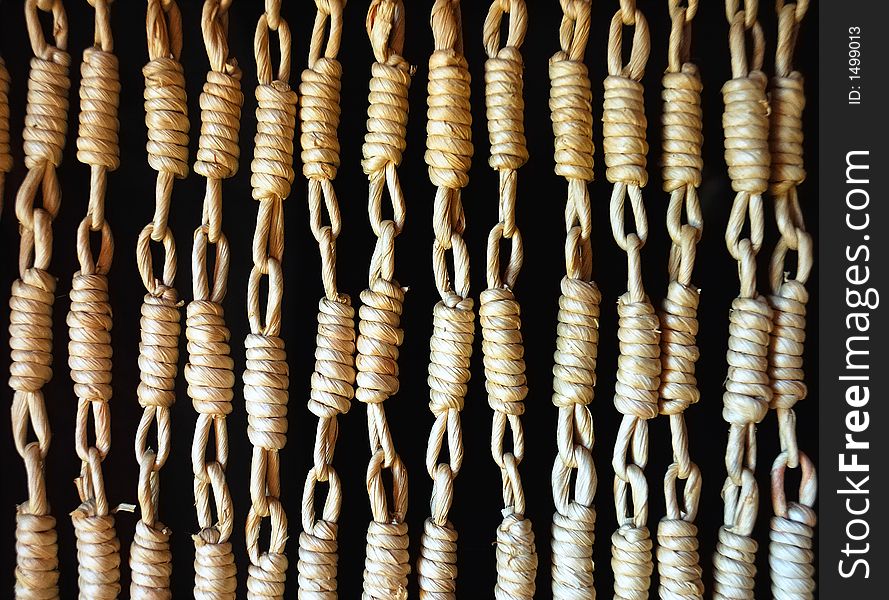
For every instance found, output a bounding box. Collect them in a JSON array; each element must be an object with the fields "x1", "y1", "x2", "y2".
[
  {"x1": 244, "y1": 333, "x2": 289, "y2": 451},
  {"x1": 551, "y1": 502, "x2": 596, "y2": 598},
  {"x1": 193, "y1": 536, "x2": 236, "y2": 599},
  {"x1": 194, "y1": 69, "x2": 243, "y2": 181},
  {"x1": 722, "y1": 73, "x2": 770, "y2": 194},
  {"x1": 247, "y1": 550, "x2": 288, "y2": 600},
  {"x1": 9, "y1": 269, "x2": 57, "y2": 393},
  {"x1": 723, "y1": 295, "x2": 773, "y2": 426},
  {"x1": 480, "y1": 288, "x2": 527, "y2": 416},
  {"x1": 143, "y1": 57, "x2": 190, "y2": 177},
  {"x1": 356, "y1": 278, "x2": 404, "y2": 405},
  {"x1": 603, "y1": 75, "x2": 648, "y2": 186},
  {"x1": 137, "y1": 292, "x2": 181, "y2": 410},
  {"x1": 713, "y1": 526, "x2": 757, "y2": 599},
  {"x1": 485, "y1": 46, "x2": 527, "y2": 172},
  {"x1": 656, "y1": 519, "x2": 704, "y2": 599},
  {"x1": 661, "y1": 64, "x2": 703, "y2": 192},
  {"x1": 659, "y1": 281, "x2": 700, "y2": 415},
  {"x1": 417, "y1": 518, "x2": 459, "y2": 596},
  {"x1": 769, "y1": 72, "x2": 806, "y2": 194},
  {"x1": 611, "y1": 525, "x2": 653, "y2": 600},
  {"x1": 128, "y1": 519, "x2": 172, "y2": 599},
  {"x1": 300, "y1": 57, "x2": 342, "y2": 181},
  {"x1": 428, "y1": 301, "x2": 475, "y2": 417},
  {"x1": 297, "y1": 525, "x2": 339, "y2": 596},
  {"x1": 552, "y1": 277, "x2": 601, "y2": 408},
  {"x1": 23, "y1": 53, "x2": 71, "y2": 170},
  {"x1": 495, "y1": 512, "x2": 537, "y2": 599},
  {"x1": 768, "y1": 280, "x2": 807, "y2": 411},
  {"x1": 613, "y1": 294, "x2": 660, "y2": 420},
  {"x1": 184, "y1": 300, "x2": 234, "y2": 416},
  {"x1": 67, "y1": 272, "x2": 113, "y2": 407},
  {"x1": 363, "y1": 521, "x2": 411, "y2": 600},
  {"x1": 362, "y1": 58, "x2": 411, "y2": 174},
  {"x1": 769, "y1": 504, "x2": 816, "y2": 599},
  {"x1": 14, "y1": 510, "x2": 60, "y2": 598},
  {"x1": 71, "y1": 508, "x2": 121, "y2": 600},
  {"x1": 426, "y1": 49, "x2": 473, "y2": 190},
  {"x1": 549, "y1": 55, "x2": 594, "y2": 181},
  {"x1": 308, "y1": 297, "x2": 356, "y2": 419},
  {"x1": 76, "y1": 47, "x2": 120, "y2": 171},
  {"x1": 252, "y1": 81, "x2": 298, "y2": 201}
]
